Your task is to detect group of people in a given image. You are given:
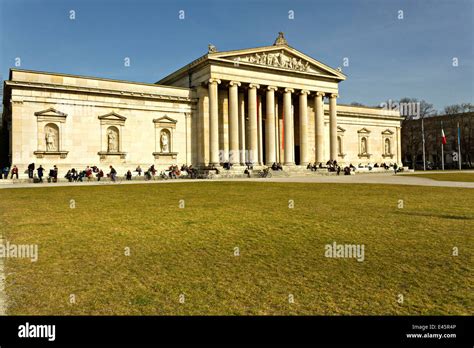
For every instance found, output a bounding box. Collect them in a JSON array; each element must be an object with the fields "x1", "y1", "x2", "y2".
[
  {"x1": 358, "y1": 162, "x2": 401, "y2": 173},
  {"x1": 305, "y1": 160, "x2": 401, "y2": 175},
  {"x1": 305, "y1": 160, "x2": 356, "y2": 176},
  {"x1": 65, "y1": 166, "x2": 105, "y2": 182},
  {"x1": 271, "y1": 162, "x2": 283, "y2": 171}
]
